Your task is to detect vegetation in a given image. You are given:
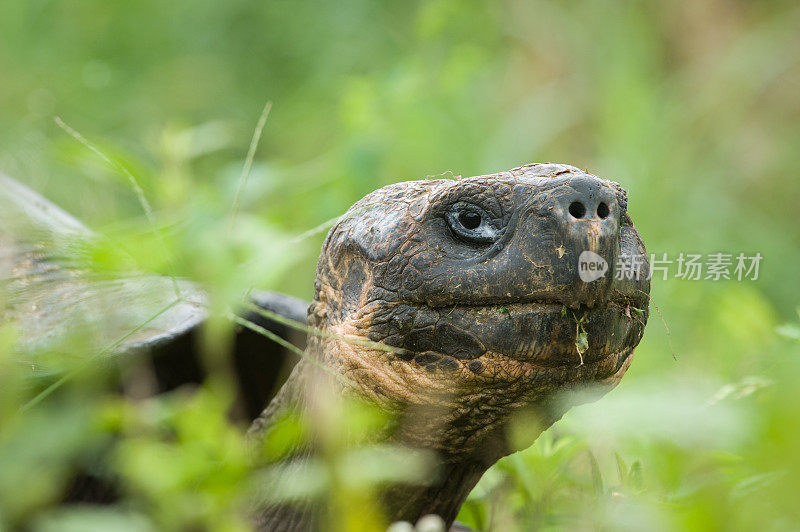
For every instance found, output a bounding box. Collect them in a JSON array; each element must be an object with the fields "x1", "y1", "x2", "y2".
[{"x1": 2, "y1": 1, "x2": 800, "y2": 530}]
